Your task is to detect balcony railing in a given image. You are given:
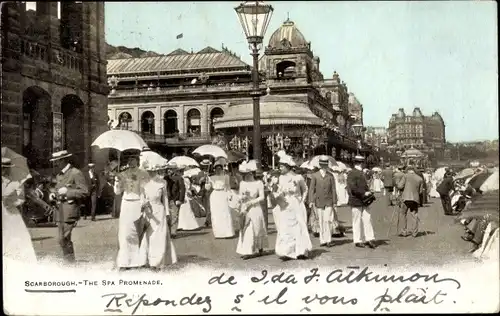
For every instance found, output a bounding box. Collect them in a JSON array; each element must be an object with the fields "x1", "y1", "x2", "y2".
[
  {"x1": 135, "y1": 131, "x2": 214, "y2": 145},
  {"x1": 19, "y1": 37, "x2": 82, "y2": 73},
  {"x1": 109, "y1": 82, "x2": 261, "y2": 97}
]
